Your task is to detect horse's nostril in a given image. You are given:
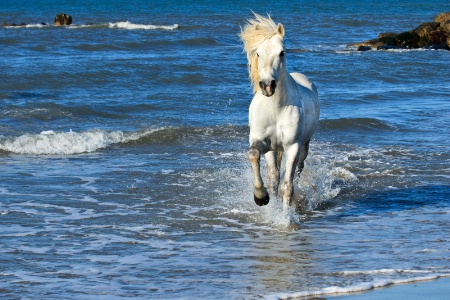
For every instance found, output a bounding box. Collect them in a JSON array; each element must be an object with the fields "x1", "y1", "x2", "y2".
[{"x1": 270, "y1": 80, "x2": 276, "y2": 89}]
